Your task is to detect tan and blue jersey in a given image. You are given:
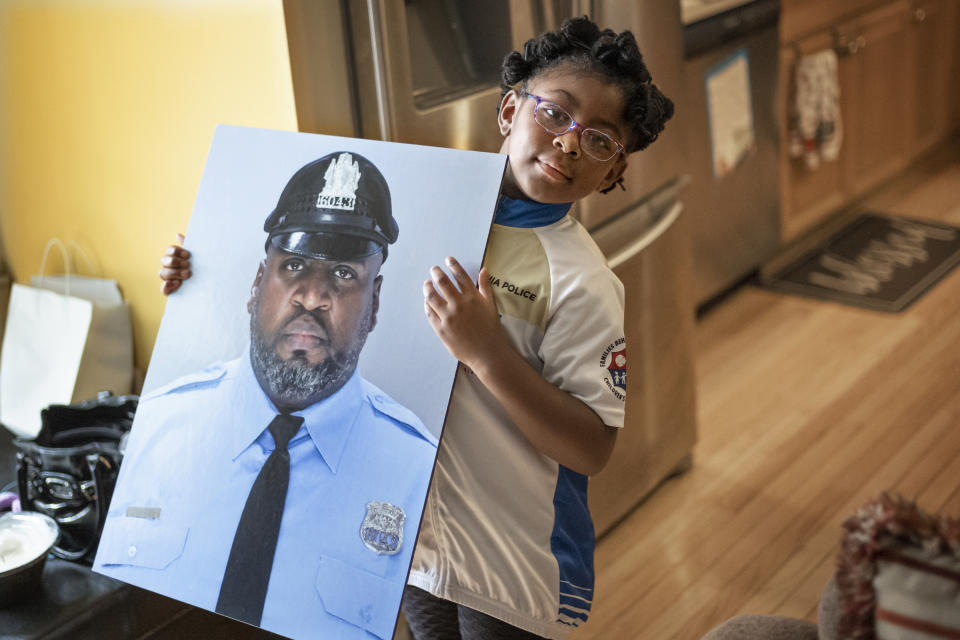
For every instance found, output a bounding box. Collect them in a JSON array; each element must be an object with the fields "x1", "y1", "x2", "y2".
[{"x1": 408, "y1": 198, "x2": 627, "y2": 639}]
